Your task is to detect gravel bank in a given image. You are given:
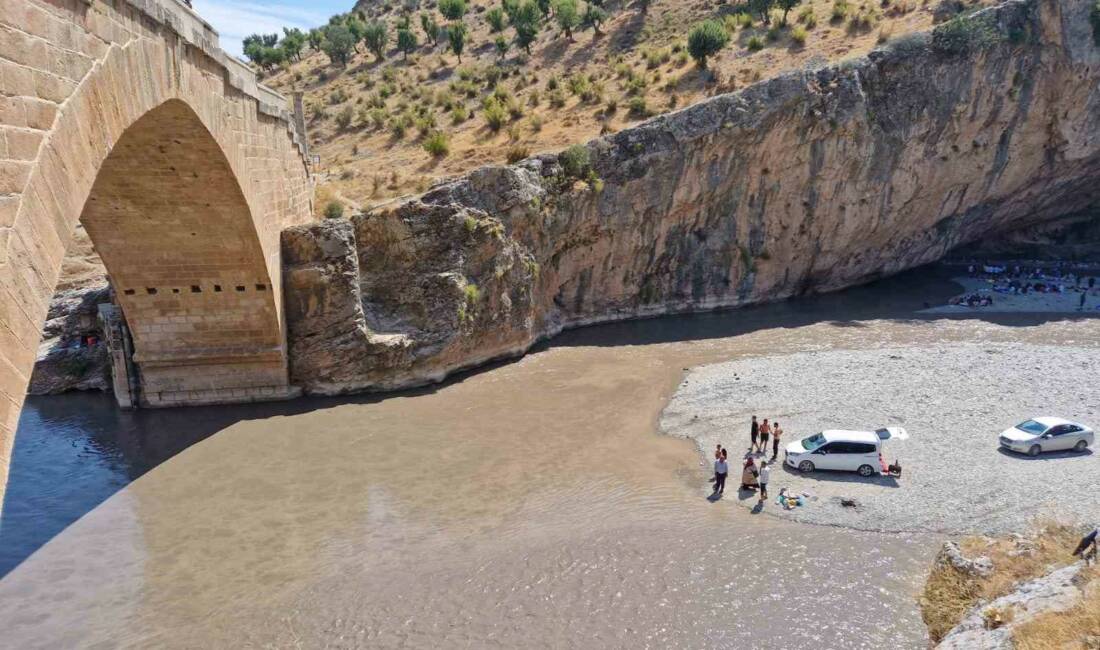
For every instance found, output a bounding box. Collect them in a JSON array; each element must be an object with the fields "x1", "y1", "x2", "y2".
[{"x1": 660, "y1": 343, "x2": 1100, "y2": 534}]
